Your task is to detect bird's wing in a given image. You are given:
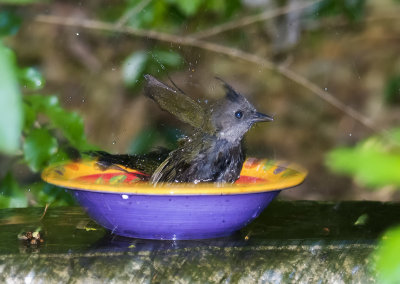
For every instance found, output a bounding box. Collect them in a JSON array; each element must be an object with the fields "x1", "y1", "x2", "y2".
[{"x1": 144, "y1": 74, "x2": 205, "y2": 130}]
